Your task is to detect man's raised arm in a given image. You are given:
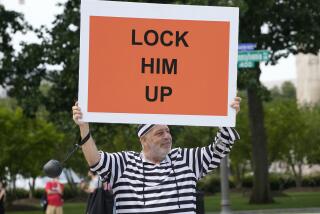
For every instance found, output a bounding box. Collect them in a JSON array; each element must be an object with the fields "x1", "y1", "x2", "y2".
[{"x1": 72, "y1": 102, "x2": 100, "y2": 166}]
